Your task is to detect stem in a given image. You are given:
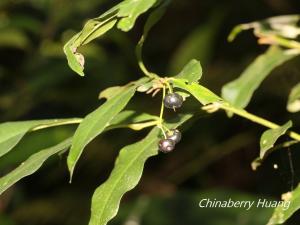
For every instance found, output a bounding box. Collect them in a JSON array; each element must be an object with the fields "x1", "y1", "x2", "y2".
[
  {"x1": 166, "y1": 81, "x2": 173, "y2": 93},
  {"x1": 157, "y1": 85, "x2": 167, "y2": 138},
  {"x1": 136, "y1": 37, "x2": 159, "y2": 79},
  {"x1": 159, "y1": 85, "x2": 166, "y2": 125},
  {"x1": 219, "y1": 103, "x2": 300, "y2": 141}
]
